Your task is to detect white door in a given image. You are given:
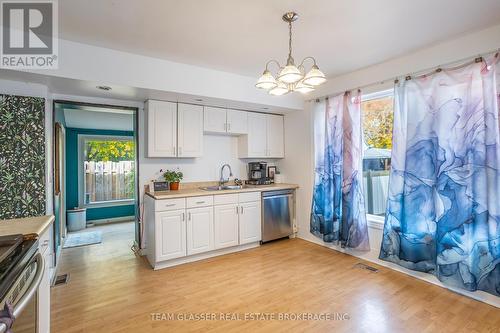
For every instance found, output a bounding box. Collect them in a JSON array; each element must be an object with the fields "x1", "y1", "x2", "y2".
[
  {"x1": 147, "y1": 100, "x2": 177, "y2": 157},
  {"x1": 156, "y1": 209, "x2": 186, "y2": 261},
  {"x1": 214, "y1": 204, "x2": 239, "y2": 249},
  {"x1": 204, "y1": 106, "x2": 227, "y2": 133},
  {"x1": 246, "y1": 112, "x2": 267, "y2": 157},
  {"x1": 227, "y1": 109, "x2": 248, "y2": 134},
  {"x1": 186, "y1": 206, "x2": 214, "y2": 255},
  {"x1": 178, "y1": 103, "x2": 204, "y2": 157},
  {"x1": 239, "y1": 201, "x2": 262, "y2": 244},
  {"x1": 266, "y1": 114, "x2": 285, "y2": 158}
]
